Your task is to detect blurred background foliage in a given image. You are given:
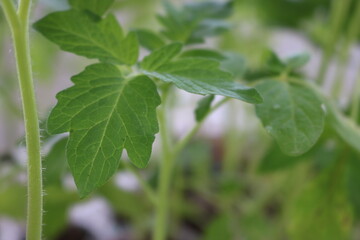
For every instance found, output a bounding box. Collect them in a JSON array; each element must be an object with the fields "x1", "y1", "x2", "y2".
[{"x1": 1, "y1": 0, "x2": 360, "y2": 239}]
